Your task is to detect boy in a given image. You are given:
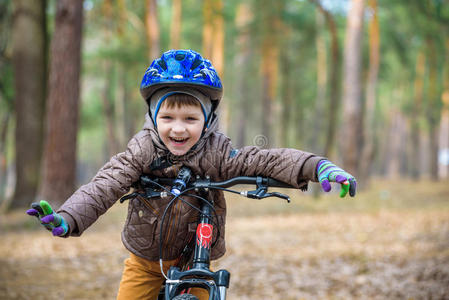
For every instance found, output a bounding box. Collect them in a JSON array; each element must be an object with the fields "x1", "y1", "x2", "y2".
[{"x1": 27, "y1": 49, "x2": 356, "y2": 299}]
